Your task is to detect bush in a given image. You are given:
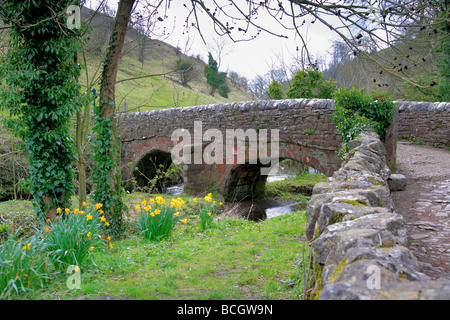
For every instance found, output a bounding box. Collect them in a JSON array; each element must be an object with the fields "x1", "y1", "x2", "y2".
[
  {"x1": 332, "y1": 87, "x2": 396, "y2": 154},
  {"x1": 286, "y1": 70, "x2": 337, "y2": 99}
]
